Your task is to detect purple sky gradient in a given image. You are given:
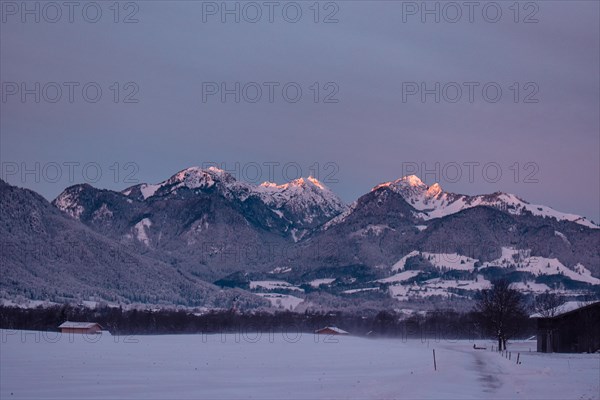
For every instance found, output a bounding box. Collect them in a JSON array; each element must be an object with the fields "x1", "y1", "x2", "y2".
[{"x1": 1, "y1": 1, "x2": 599, "y2": 222}]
